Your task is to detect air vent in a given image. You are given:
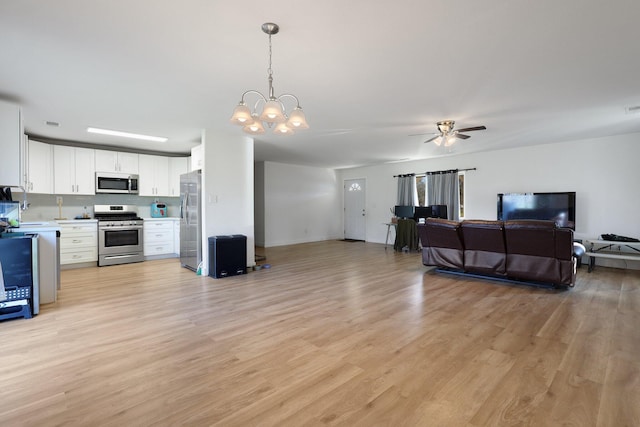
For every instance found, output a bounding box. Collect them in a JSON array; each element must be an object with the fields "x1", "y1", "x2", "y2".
[{"x1": 625, "y1": 105, "x2": 640, "y2": 114}]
